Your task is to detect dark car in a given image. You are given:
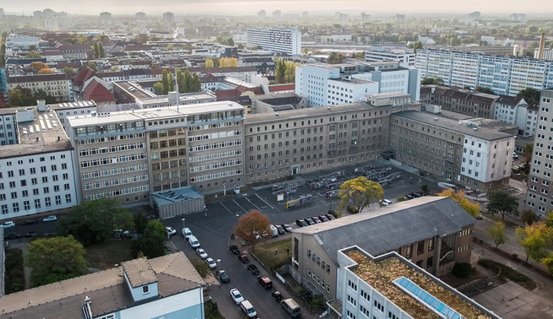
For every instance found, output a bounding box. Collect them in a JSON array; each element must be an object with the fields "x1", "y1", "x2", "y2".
[
  {"x1": 282, "y1": 224, "x2": 293, "y2": 232},
  {"x1": 258, "y1": 275, "x2": 273, "y2": 289},
  {"x1": 325, "y1": 213, "x2": 336, "y2": 220},
  {"x1": 238, "y1": 254, "x2": 250, "y2": 264},
  {"x1": 272, "y1": 290, "x2": 283, "y2": 302},
  {"x1": 318, "y1": 215, "x2": 329, "y2": 222},
  {"x1": 25, "y1": 231, "x2": 37, "y2": 238},
  {"x1": 217, "y1": 270, "x2": 230, "y2": 283},
  {"x1": 247, "y1": 264, "x2": 260, "y2": 275},
  {"x1": 276, "y1": 225, "x2": 286, "y2": 235},
  {"x1": 296, "y1": 219, "x2": 308, "y2": 227},
  {"x1": 305, "y1": 218, "x2": 315, "y2": 225},
  {"x1": 229, "y1": 245, "x2": 240, "y2": 255},
  {"x1": 312, "y1": 217, "x2": 321, "y2": 224},
  {"x1": 404, "y1": 194, "x2": 414, "y2": 200}
]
